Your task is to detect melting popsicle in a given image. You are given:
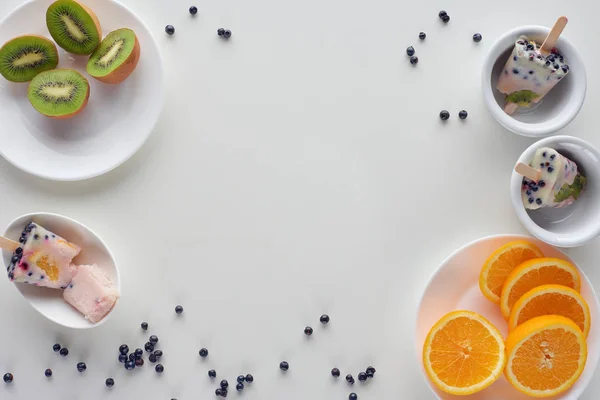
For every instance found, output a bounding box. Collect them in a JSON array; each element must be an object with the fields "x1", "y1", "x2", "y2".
[{"x1": 63, "y1": 264, "x2": 119, "y2": 323}]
